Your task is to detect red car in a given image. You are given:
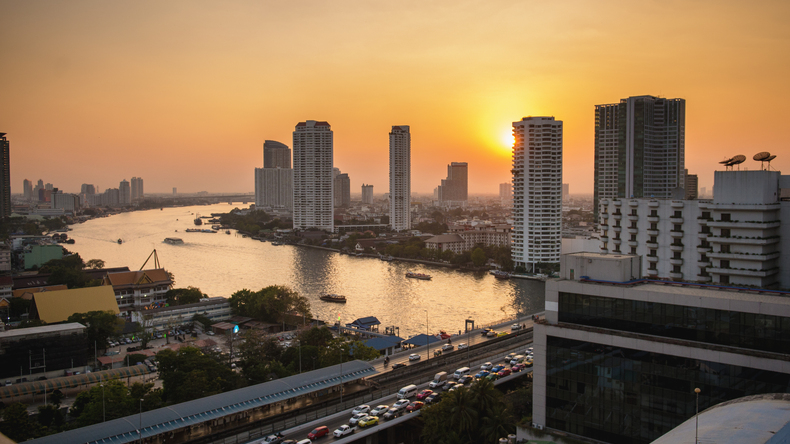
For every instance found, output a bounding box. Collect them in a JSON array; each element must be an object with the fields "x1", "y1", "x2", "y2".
[
  {"x1": 498, "y1": 368, "x2": 511, "y2": 377},
  {"x1": 308, "y1": 426, "x2": 329, "y2": 439},
  {"x1": 406, "y1": 401, "x2": 424, "y2": 412},
  {"x1": 416, "y1": 389, "x2": 433, "y2": 400},
  {"x1": 511, "y1": 364, "x2": 524, "y2": 373}
]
